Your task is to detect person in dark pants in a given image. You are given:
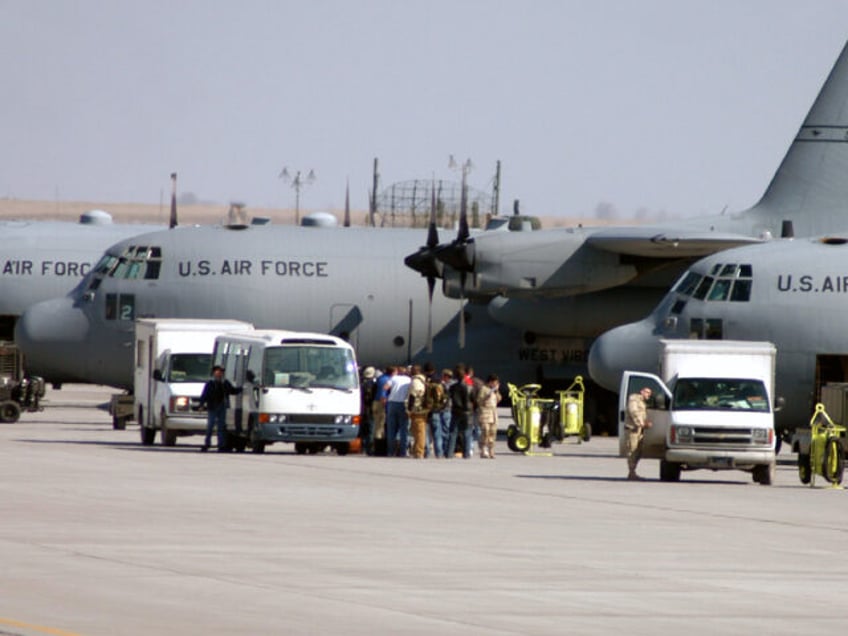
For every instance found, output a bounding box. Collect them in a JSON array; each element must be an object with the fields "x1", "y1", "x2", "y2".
[
  {"x1": 199, "y1": 365, "x2": 241, "y2": 452},
  {"x1": 447, "y1": 364, "x2": 473, "y2": 459}
]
